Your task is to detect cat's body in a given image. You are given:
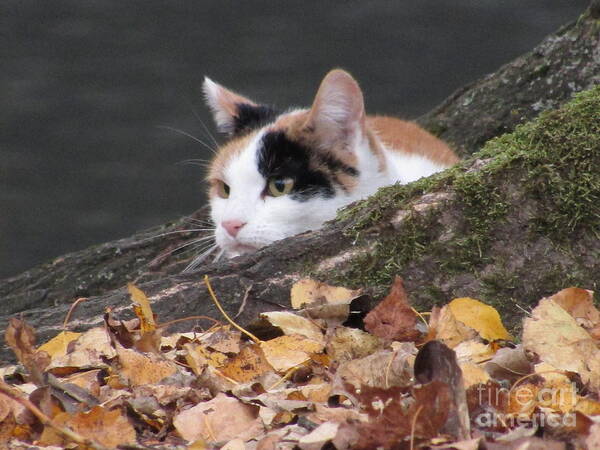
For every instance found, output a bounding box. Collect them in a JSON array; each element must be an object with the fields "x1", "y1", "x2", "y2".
[{"x1": 200, "y1": 69, "x2": 458, "y2": 264}]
